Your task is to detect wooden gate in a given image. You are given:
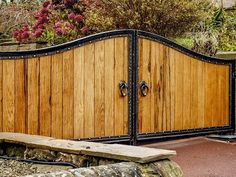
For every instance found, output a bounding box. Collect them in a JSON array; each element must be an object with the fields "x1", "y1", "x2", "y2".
[
  {"x1": 0, "y1": 30, "x2": 234, "y2": 144},
  {"x1": 135, "y1": 31, "x2": 235, "y2": 142}
]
